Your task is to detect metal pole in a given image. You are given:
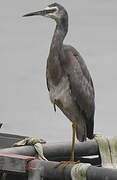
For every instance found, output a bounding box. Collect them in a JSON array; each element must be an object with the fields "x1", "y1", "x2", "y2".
[
  {"x1": 0, "y1": 140, "x2": 99, "y2": 159},
  {"x1": 28, "y1": 159, "x2": 117, "y2": 180}
]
